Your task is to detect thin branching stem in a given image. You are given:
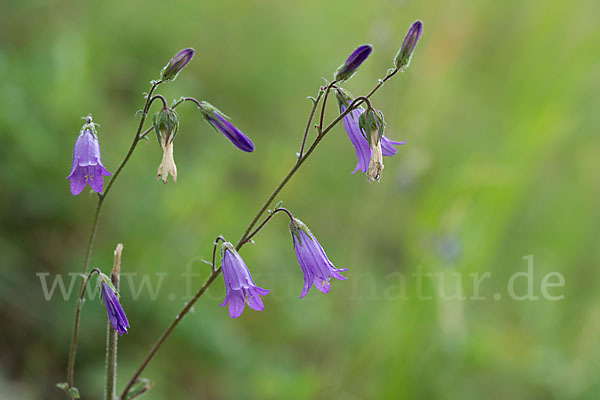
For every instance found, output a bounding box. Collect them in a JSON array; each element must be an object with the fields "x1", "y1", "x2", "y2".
[
  {"x1": 298, "y1": 92, "x2": 323, "y2": 160},
  {"x1": 65, "y1": 80, "x2": 161, "y2": 399},
  {"x1": 119, "y1": 72, "x2": 393, "y2": 399}
]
